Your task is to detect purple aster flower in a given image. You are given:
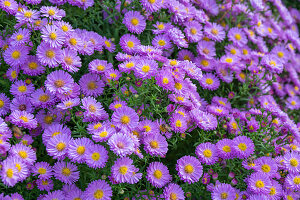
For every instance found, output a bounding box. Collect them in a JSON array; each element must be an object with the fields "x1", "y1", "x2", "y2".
[
  {"x1": 135, "y1": 59, "x2": 158, "y2": 80},
  {"x1": 79, "y1": 73, "x2": 105, "y2": 97},
  {"x1": 41, "y1": 25, "x2": 65, "y2": 48},
  {"x1": 0, "y1": 93, "x2": 10, "y2": 116},
  {"x1": 267, "y1": 180, "x2": 282, "y2": 200},
  {"x1": 81, "y1": 97, "x2": 108, "y2": 122},
  {"x1": 53, "y1": 161, "x2": 79, "y2": 184},
  {"x1": 261, "y1": 54, "x2": 283, "y2": 74},
  {"x1": 177, "y1": 49, "x2": 195, "y2": 62},
  {"x1": 3, "y1": 45, "x2": 29, "y2": 67},
  {"x1": 169, "y1": 113, "x2": 187, "y2": 133},
  {"x1": 163, "y1": 183, "x2": 185, "y2": 200},
  {"x1": 40, "y1": 6, "x2": 65, "y2": 20},
  {"x1": 216, "y1": 139, "x2": 234, "y2": 160},
  {"x1": 176, "y1": 155, "x2": 203, "y2": 184},
  {"x1": 22, "y1": 55, "x2": 45, "y2": 76},
  {"x1": 109, "y1": 100, "x2": 127, "y2": 112},
  {"x1": 8, "y1": 157, "x2": 29, "y2": 181},
  {"x1": 228, "y1": 27, "x2": 247, "y2": 47},
  {"x1": 15, "y1": 8, "x2": 40, "y2": 24},
  {"x1": 36, "y1": 179, "x2": 54, "y2": 192},
  {"x1": 285, "y1": 173, "x2": 300, "y2": 191},
  {"x1": 190, "y1": 109, "x2": 218, "y2": 131},
  {"x1": 216, "y1": 66, "x2": 234, "y2": 83},
  {"x1": 9, "y1": 143, "x2": 36, "y2": 165},
  {"x1": 102, "y1": 37, "x2": 115, "y2": 53},
  {"x1": 184, "y1": 21, "x2": 203, "y2": 43},
  {"x1": 32, "y1": 162, "x2": 53, "y2": 180},
  {"x1": 36, "y1": 42, "x2": 62, "y2": 67},
  {"x1": 0, "y1": 158, "x2": 19, "y2": 187},
  {"x1": 30, "y1": 89, "x2": 56, "y2": 109},
  {"x1": 89, "y1": 59, "x2": 113, "y2": 75},
  {"x1": 111, "y1": 106, "x2": 139, "y2": 131},
  {"x1": 45, "y1": 70, "x2": 74, "y2": 95},
  {"x1": 143, "y1": 133, "x2": 168, "y2": 157},
  {"x1": 10, "y1": 28, "x2": 30, "y2": 46},
  {"x1": 104, "y1": 69, "x2": 122, "y2": 83},
  {"x1": 10, "y1": 80, "x2": 34, "y2": 97},
  {"x1": 54, "y1": 20, "x2": 74, "y2": 35},
  {"x1": 123, "y1": 11, "x2": 146, "y2": 34},
  {"x1": 196, "y1": 142, "x2": 218, "y2": 165},
  {"x1": 65, "y1": 186, "x2": 83, "y2": 200},
  {"x1": 0, "y1": 0, "x2": 18, "y2": 15},
  {"x1": 199, "y1": 73, "x2": 220, "y2": 90},
  {"x1": 152, "y1": 34, "x2": 172, "y2": 50},
  {"x1": 9, "y1": 110, "x2": 37, "y2": 130},
  {"x1": 83, "y1": 179, "x2": 112, "y2": 200},
  {"x1": 118, "y1": 59, "x2": 137, "y2": 73},
  {"x1": 10, "y1": 193, "x2": 24, "y2": 200},
  {"x1": 286, "y1": 96, "x2": 300, "y2": 110},
  {"x1": 207, "y1": 105, "x2": 229, "y2": 117},
  {"x1": 153, "y1": 21, "x2": 173, "y2": 34},
  {"x1": 204, "y1": 23, "x2": 225, "y2": 42},
  {"x1": 68, "y1": 137, "x2": 93, "y2": 163},
  {"x1": 146, "y1": 162, "x2": 172, "y2": 188},
  {"x1": 61, "y1": 48, "x2": 81, "y2": 73},
  {"x1": 282, "y1": 151, "x2": 300, "y2": 174},
  {"x1": 111, "y1": 157, "x2": 136, "y2": 183},
  {"x1": 197, "y1": 41, "x2": 216, "y2": 59},
  {"x1": 168, "y1": 27, "x2": 188, "y2": 48},
  {"x1": 119, "y1": 34, "x2": 141, "y2": 54},
  {"x1": 42, "y1": 190, "x2": 65, "y2": 200},
  {"x1": 194, "y1": 56, "x2": 215, "y2": 72},
  {"x1": 140, "y1": 0, "x2": 163, "y2": 13},
  {"x1": 211, "y1": 183, "x2": 236, "y2": 200},
  {"x1": 46, "y1": 133, "x2": 71, "y2": 160},
  {"x1": 108, "y1": 133, "x2": 135, "y2": 157},
  {"x1": 92, "y1": 125, "x2": 115, "y2": 143},
  {"x1": 254, "y1": 157, "x2": 278, "y2": 178},
  {"x1": 247, "y1": 172, "x2": 272, "y2": 194},
  {"x1": 232, "y1": 136, "x2": 255, "y2": 159},
  {"x1": 65, "y1": 33, "x2": 84, "y2": 51},
  {"x1": 6, "y1": 66, "x2": 19, "y2": 82},
  {"x1": 84, "y1": 144, "x2": 108, "y2": 169},
  {"x1": 155, "y1": 68, "x2": 175, "y2": 91},
  {"x1": 10, "y1": 96, "x2": 33, "y2": 113},
  {"x1": 57, "y1": 97, "x2": 80, "y2": 110},
  {"x1": 247, "y1": 118, "x2": 260, "y2": 133}
]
